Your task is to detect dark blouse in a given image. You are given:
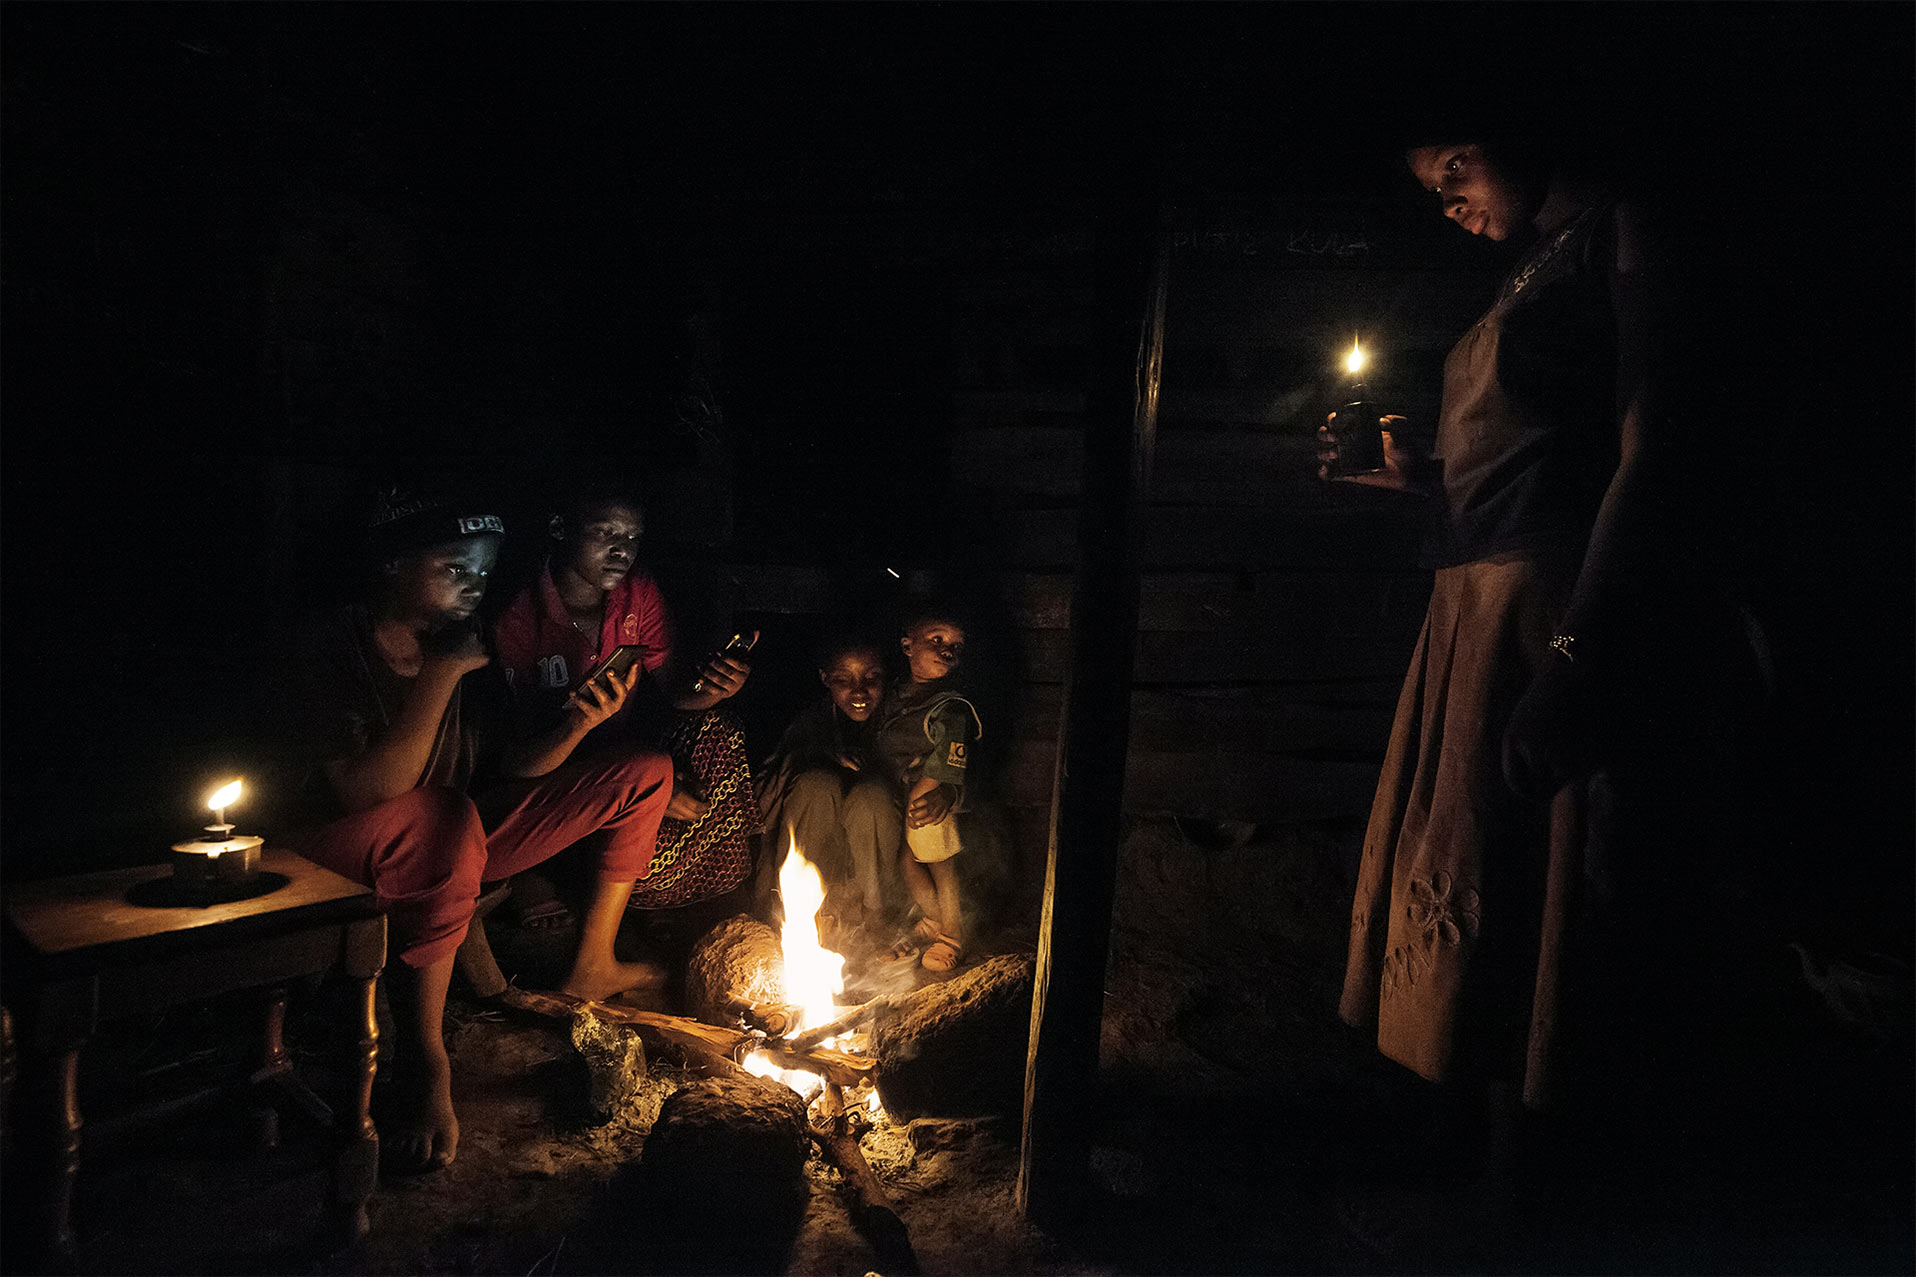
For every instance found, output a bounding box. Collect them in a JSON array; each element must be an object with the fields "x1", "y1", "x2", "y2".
[
  {"x1": 288, "y1": 604, "x2": 511, "y2": 823},
  {"x1": 765, "y1": 698, "x2": 878, "y2": 779},
  {"x1": 1433, "y1": 201, "x2": 1622, "y2": 566}
]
